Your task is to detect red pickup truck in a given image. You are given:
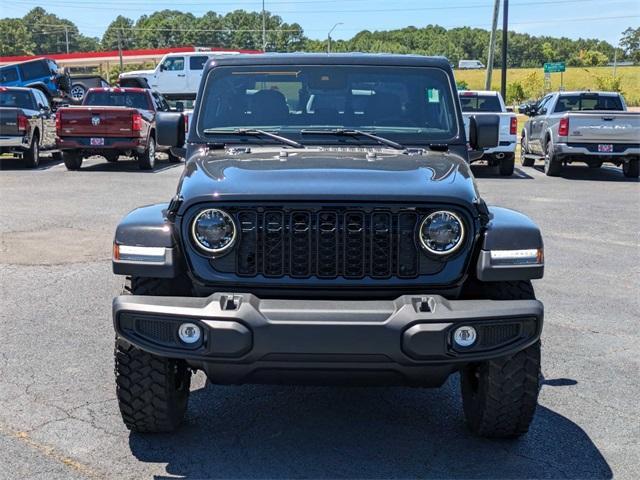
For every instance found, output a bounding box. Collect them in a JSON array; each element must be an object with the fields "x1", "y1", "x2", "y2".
[{"x1": 56, "y1": 87, "x2": 179, "y2": 170}]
